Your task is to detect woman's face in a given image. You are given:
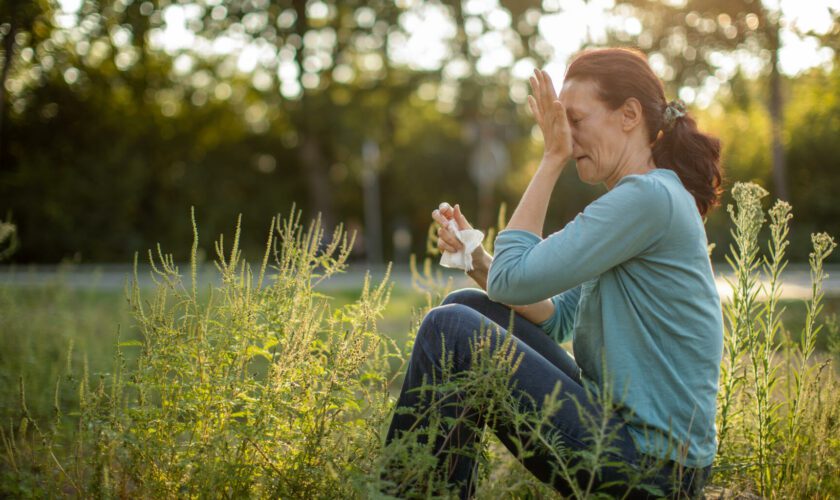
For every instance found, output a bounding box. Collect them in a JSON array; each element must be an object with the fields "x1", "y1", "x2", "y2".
[{"x1": 559, "y1": 78, "x2": 628, "y2": 186}]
